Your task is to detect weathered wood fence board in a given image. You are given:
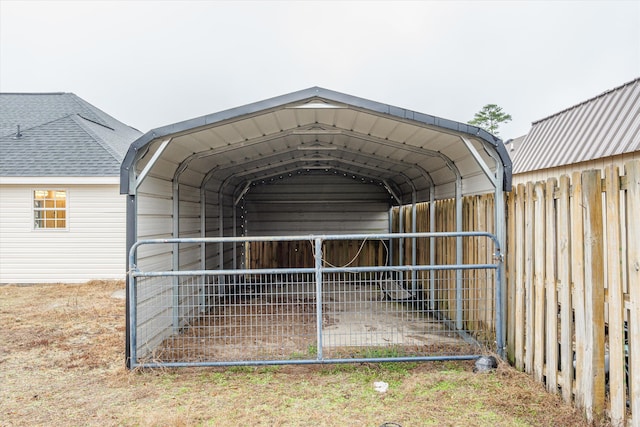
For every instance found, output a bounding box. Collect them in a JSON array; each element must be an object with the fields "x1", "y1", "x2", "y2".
[
  {"x1": 627, "y1": 161, "x2": 640, "y2": 426},
  {"x1": 581, "y1": 170, "x2": 605, "y2": 423},
  {"x1": 558, "y1": 175, "x2": 573, "y2": 404},
  {"x1": 545, "y1": 178, "x2": 558, "y2": 394},
  {"x1": 525, "y1": 181, "x2": 535, "y2": 375},
  {"x1": 514, "y1": 183, "x2": 526, "y2": 371},
  {"x1": 506, "y1": 191, "x2": 517, "y2": 364},
  {"x1": 571, "y1": 170, "x2": 587, "y2": 411},
  {"x1": 605, "y1": 165, "x2": 626, "y2": 427},
  {"x1": 533, "y1": 182, "x2": 546, "y2": 383}
]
